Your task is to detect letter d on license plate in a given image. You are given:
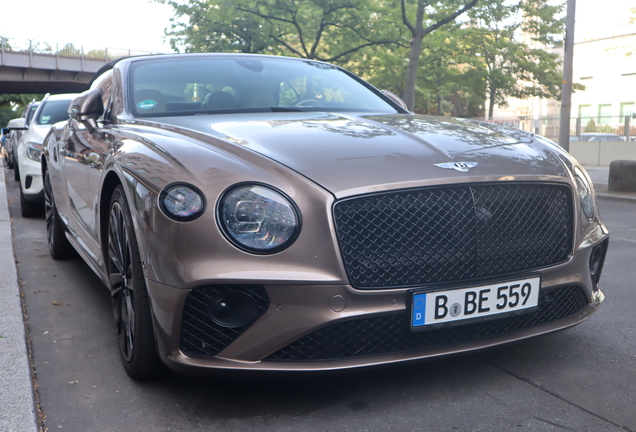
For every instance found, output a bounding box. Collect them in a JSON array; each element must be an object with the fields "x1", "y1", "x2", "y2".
[{"x1": 411, "y1": 276, "x2": 541, "y2": 329}]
